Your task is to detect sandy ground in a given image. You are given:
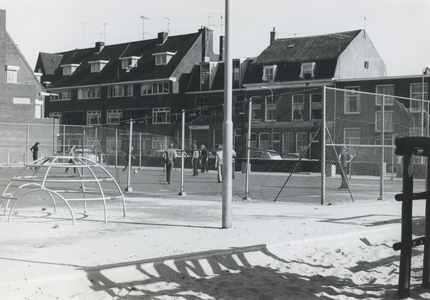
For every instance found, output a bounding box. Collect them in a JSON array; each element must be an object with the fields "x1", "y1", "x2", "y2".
[{"x1": 1, "y1": 195, "x2": 430, "y2": 299}]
